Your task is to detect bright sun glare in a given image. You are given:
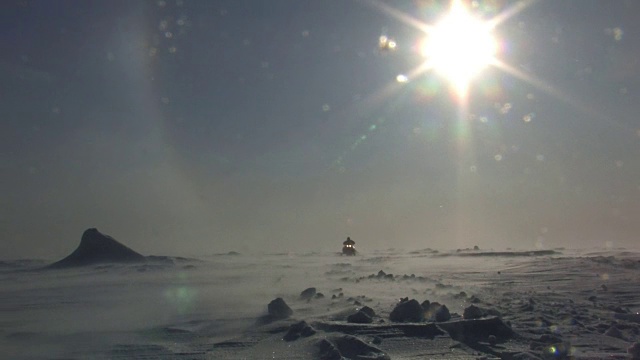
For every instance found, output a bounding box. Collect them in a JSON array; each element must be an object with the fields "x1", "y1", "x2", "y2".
[{"x1": 421, "y1": 1, "x2": 498, "y2": 96}]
